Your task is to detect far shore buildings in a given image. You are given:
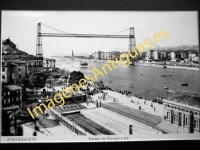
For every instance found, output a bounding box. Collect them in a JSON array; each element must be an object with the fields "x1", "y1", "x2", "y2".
[
  {"x1": 156, "y1": 94, "x2": 200, "y2": 134},
  {"x1": 146, "y1": 49, "x2": 199, "y2": 61},
  {"x1": 94, "y1": 51, "x2": 121, "y2": 60}
]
